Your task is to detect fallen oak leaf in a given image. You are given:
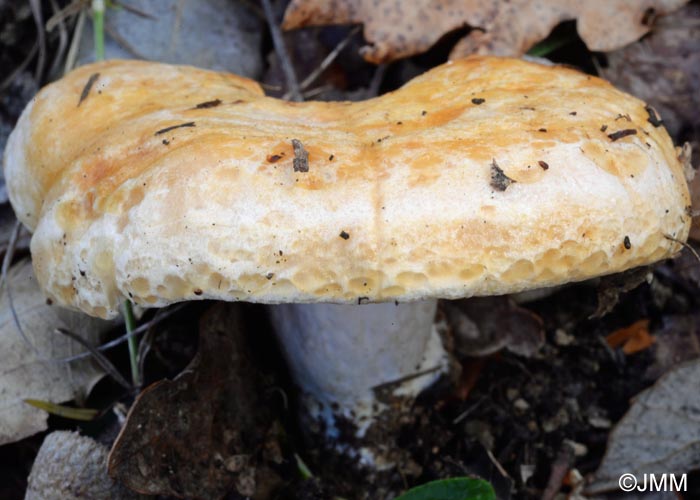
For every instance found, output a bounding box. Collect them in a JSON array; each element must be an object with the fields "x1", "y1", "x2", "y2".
[
  {"x1": 450, "y1": 0, "x2": 690, "y2": 60},
  {"x1": 108, "y1": 303, "x2": 278, "y2": 499},
  {"x1": 282, "y1": 0, "x2": 689, "y2": 63},
  {"x1": 587, "y1": 358, "x2": 700, "y2": 494},
  {"x1": 0, "y1": 259, "x2": 115, "y2": 445}
]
